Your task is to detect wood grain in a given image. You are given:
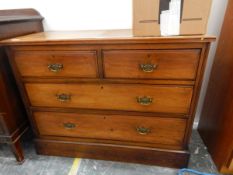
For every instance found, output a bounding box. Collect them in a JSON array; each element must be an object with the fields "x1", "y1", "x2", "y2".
[
  {"x1": 14, "y1": 50, "x2": 98, "y2": 78},
  {"x1": 103, "y1": 49, "x2": 200, "y2": 80},
  {"x1": 35, "y1": 139, "x2": 190, "y2": 168},
  {"x1": 4, "y1": 29, "x2": 214, "y2": 168},
  {"x1": 0, "y1": 8, "x2": 43, "y2": 163},
  {"x1": 198, "y1": 0, "x2": 233, "y2": 174},
  {"x1": 25, "y1": 83, "x2": 193, "y2": 114},
  {"x1": 0, "y1": 9, "x2": 43, "y2": 40},
  {"x1": 1, "y1": 29, "x2": 215, "y2": 46},
  {"x1": 34, "y1": 111, "x2": 187, "y2": 147}
]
